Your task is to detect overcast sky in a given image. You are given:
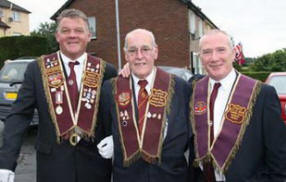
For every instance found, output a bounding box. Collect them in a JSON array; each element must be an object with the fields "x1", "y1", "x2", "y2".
[{"x1": 9, "y1": 0, "x2": 286, "y2": 58}]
